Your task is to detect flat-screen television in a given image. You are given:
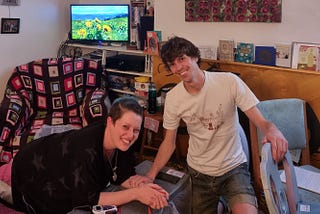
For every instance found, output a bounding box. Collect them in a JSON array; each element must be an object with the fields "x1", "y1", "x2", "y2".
[{"x1": 69, "y1": 4, "x2": 130, "y2": 44}]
